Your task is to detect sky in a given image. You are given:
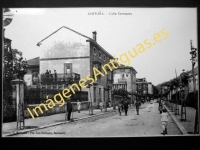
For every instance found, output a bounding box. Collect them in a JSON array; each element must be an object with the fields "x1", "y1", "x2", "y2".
[{"x1": 4, "y1": 8, "x2": 197, "y2": 86}]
